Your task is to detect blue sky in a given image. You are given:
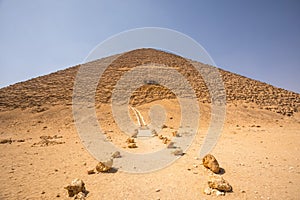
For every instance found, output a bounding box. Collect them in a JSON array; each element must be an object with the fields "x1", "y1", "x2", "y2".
[{"x1": 0, "y1": 0, "x2": 299, "y2": 93}]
